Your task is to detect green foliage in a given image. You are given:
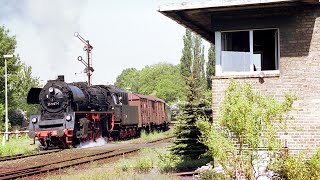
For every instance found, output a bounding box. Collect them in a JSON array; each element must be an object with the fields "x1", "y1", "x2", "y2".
[
  {"x1": 140, "y1": 130, "x2": 161, "y2": 140},
  {"x1": 48, "y1": 147, "x2": 179, "y2": 180},
  {"x1": 158, "y1": 150, "x2": 212, "y2": 173},
  {"x1": 0, "y1": 104, "x2": 5, "y2": 130},
  {"x1": 138, "y1": 63, "x2": 186, "y2": 102},
  {"x1": 170, "y1": 78, "x2": 211, "y2": 159},
  {"x1": 170, "y1": 29, "x2": 211, "y2": 160},
  {"x1": 220, "y1": 81, "x2": 296, "y2": 151},
  {"x1": 180, "y1": 30, "x2": 206, "y2": 89},
  {"x1": 116, "y1": 147, "x2": 175, "y2": 174},
  {"x1": 0, "y1": 26, "x2": 40, "y2": 129},
  {"x1": 0, "y1": 134, "x2": 36, "y2": 156},
  {"x1": 206, "y1": 44, "x2": 215, "y2": 90},
  {"x1": 139, "y1": 130, "x2": 170, "y2": 143},
  {"x1": 196, "y1": 80, "x2": 296, "y2": 179},
  {"x1": 180, "y1": 29, "x2": 193, "y2": 79},
  {"x1": 115, "y1": 62, "x2": 186, "y2": 103},
  {"x1": 175, "y1": 156, "x2": 212, "y2": 171},
  {"x1": 116, "y1": 148, "x2": 155, "y2": 173},
  {"x1": 269, "y1": 149, "x2": 320, "y2": 180},
  {"x1": 191, "y1": 35, "x2": 202, "y2": 83},
  {"x1": 157, "y1": 150, "x2": 180, "y2": 173},
  {"x1": 114, "y1": 68, "x2": 140, "y2": 92},
  {"x1": 10, "y1": 64, "x2": 40, "y2": 126},
  {"x1": 134, "y1": 157, "x2": 153, "y2": 173}
]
